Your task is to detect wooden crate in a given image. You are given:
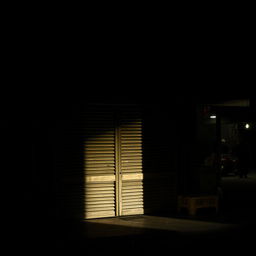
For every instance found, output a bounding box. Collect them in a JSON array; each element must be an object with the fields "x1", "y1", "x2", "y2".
[{"x1": 177, "y1": 195, "x2": 218, "y2": 215}]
